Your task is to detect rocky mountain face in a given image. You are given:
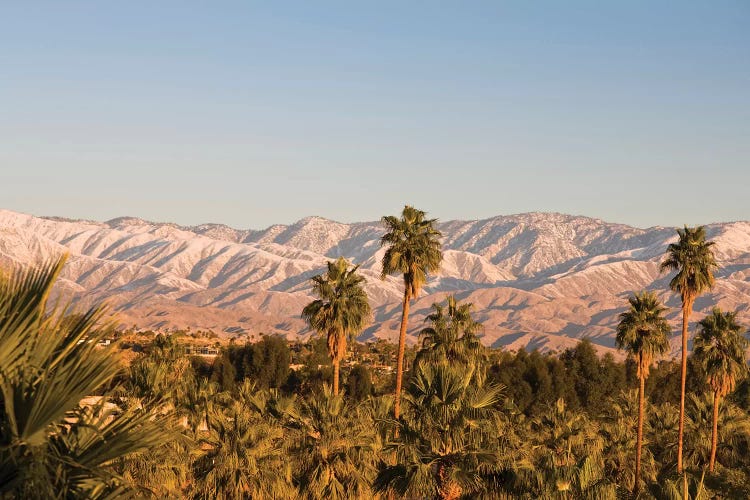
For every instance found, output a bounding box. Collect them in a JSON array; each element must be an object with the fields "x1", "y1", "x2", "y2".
[{"x1": 1, "y1": 209, "x2": 749, "y2": 357}]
